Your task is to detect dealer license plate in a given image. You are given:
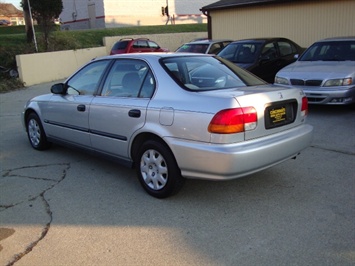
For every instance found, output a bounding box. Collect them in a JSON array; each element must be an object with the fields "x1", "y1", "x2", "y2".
[{"x1": 264, "y1": 100, "x2": 297, "y2": 129}]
